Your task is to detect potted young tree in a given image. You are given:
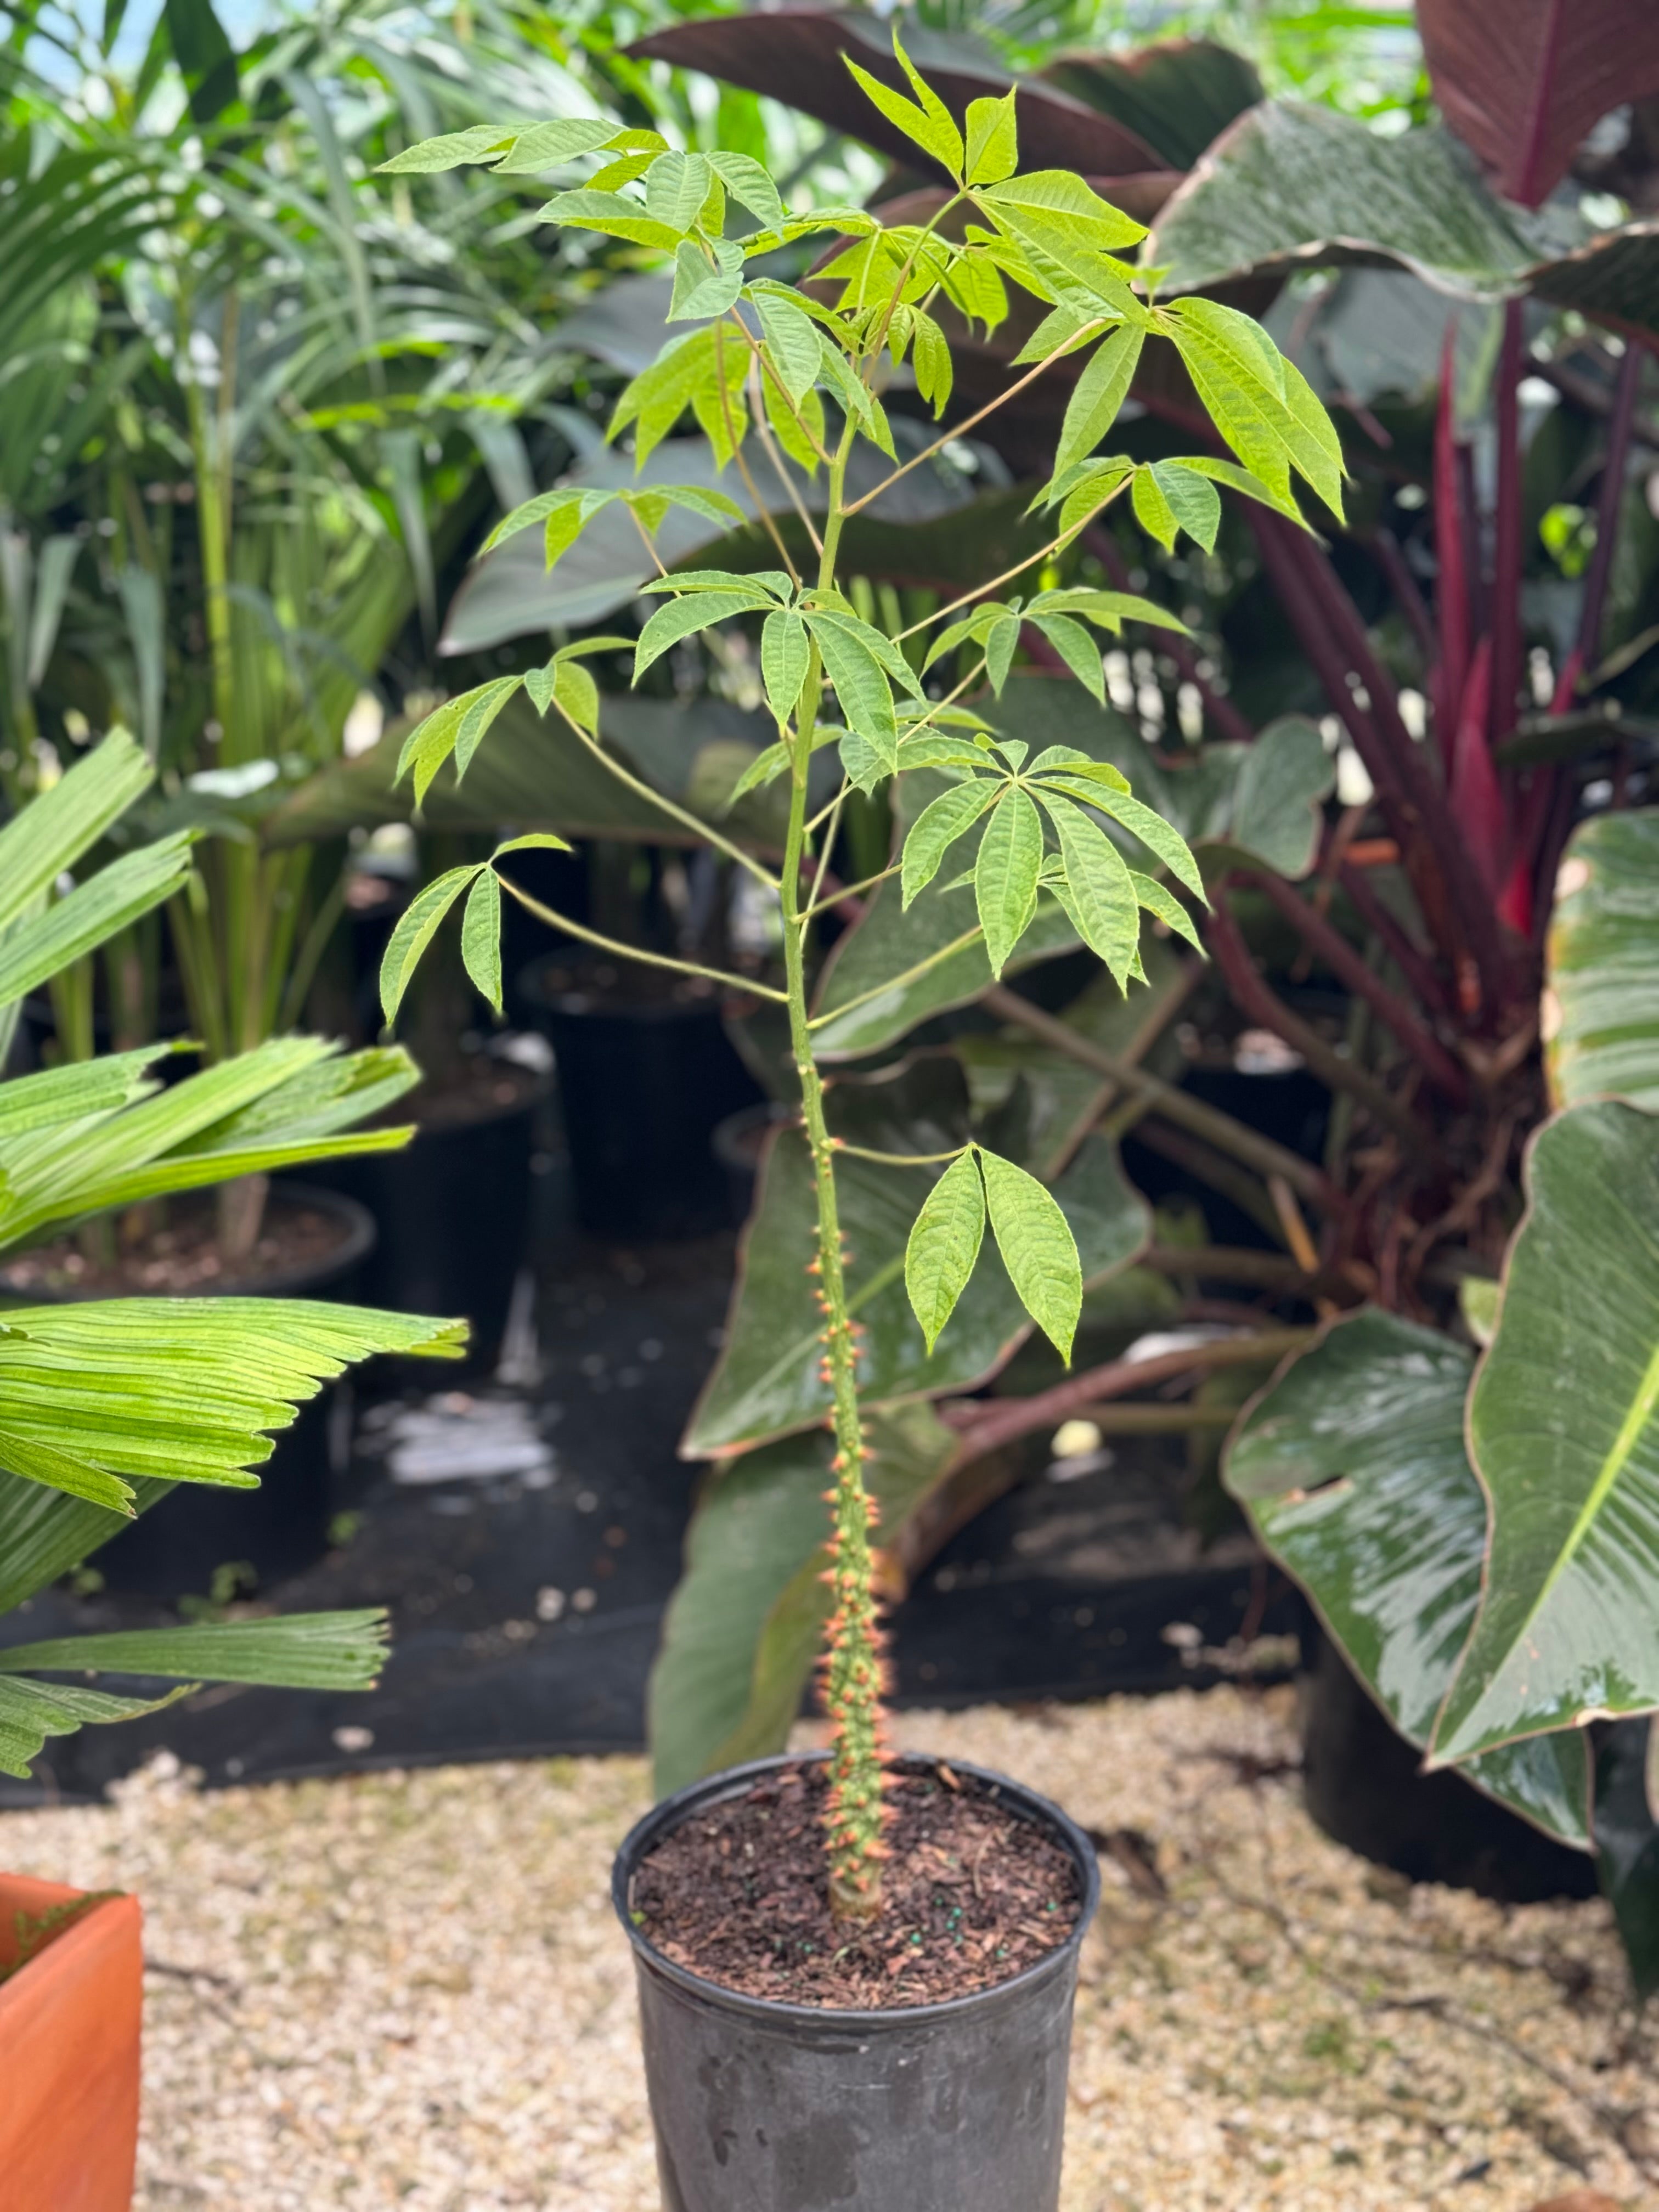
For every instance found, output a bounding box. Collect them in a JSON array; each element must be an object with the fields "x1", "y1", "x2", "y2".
[{"x1": 377, "y1": 44, "x2": 1346, "y2": 2203}]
